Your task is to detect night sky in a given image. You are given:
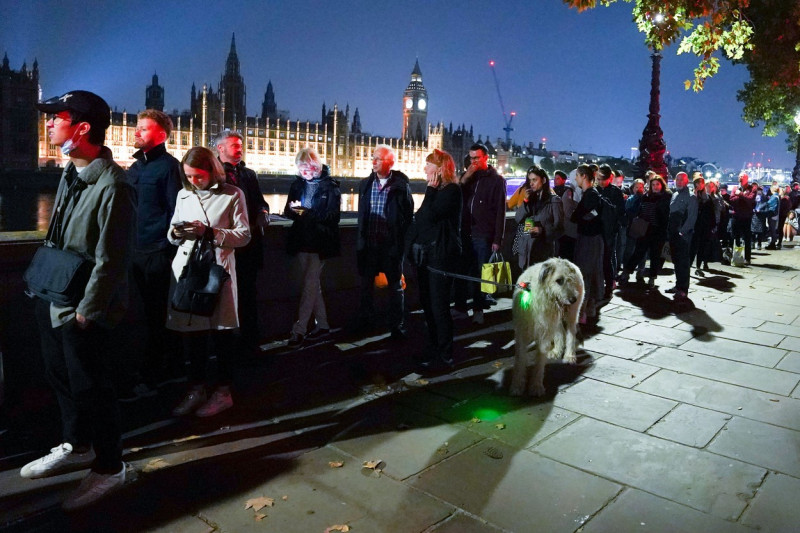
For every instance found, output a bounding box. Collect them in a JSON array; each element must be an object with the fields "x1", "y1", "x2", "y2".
[{"x1": 3, "y1": 0, "x2": 792, "y2": 171}]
